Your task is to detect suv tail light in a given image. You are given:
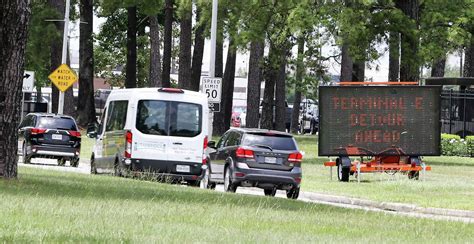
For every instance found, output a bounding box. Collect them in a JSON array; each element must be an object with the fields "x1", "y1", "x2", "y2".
[
  {"x1": 69, "y1": 131, "x2": 81, "y2": 137},
  {"x1": 288, "y1": 152, "x2": 303, "y2": 163},
  {"x1": 31, "y1": 128, "x2": 47, "y2": 135},
  {"x1": 236, "y1": 147, "x2": 254, "y2": 159},
  {"x1": 125, "y1": 131, "x2": 132, "y2": 158}
]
